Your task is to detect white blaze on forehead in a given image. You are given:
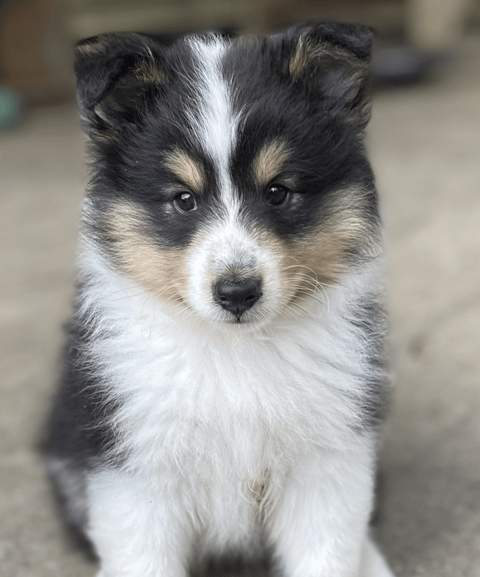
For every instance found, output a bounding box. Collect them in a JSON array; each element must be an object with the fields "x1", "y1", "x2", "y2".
[{"x1": 187, "y1": 36, "x2": 239, "y2": 209}]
